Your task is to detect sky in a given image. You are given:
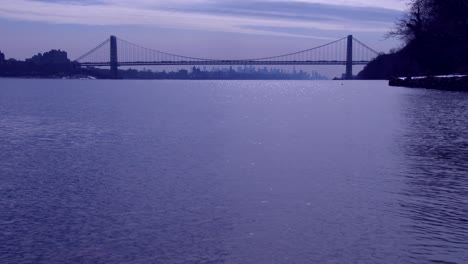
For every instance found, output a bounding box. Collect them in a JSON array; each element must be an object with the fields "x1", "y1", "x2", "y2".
[{"x1": 0, "y1": 0, "x2": 408, "y2": 77}]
